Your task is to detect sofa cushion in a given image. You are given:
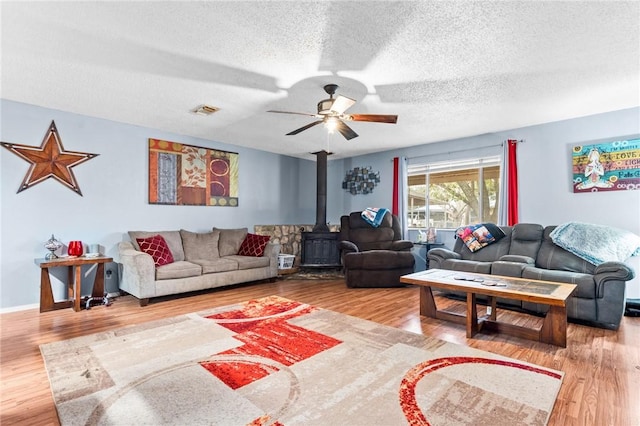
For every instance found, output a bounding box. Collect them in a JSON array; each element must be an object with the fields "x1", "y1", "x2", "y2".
[
  {"x1": 215, "y1": 227, "x2": 248, "y2": 256},
  {"x1": 136, "y1": 235, "x2": 174, "y2": 267},
  {"x1": 349, "y1": 228, "x2": 395, "y2": 250},
  {"x1": 491, "y1": 260, "x2": 529, "y2": 277},
  {"x1": 522, "y1": 267, "x2": 595, "y2": 299},
  {"x1": 509, "y1": 223, "x2": 544, "y2": 258},
  {"x1": 155, "y1": 261, "x2": 202, "y2": 280},
  {"x1": 129, "y1": 230, "x2": 185, "y2": 262},
  {"x1": 226, "y1": 255, "x2": 271, "y2": 270},
  {"x1": 180, "y1": 229, "x2": 220, "y2": 260},
  {"x1": 343, "y1": 251, "x2": 415, "y2": 270},
  {"x1": 441, "y1": 259, "x2": 492, "y2": 274},
  {"x1": 536, "y1": 227, "x2": 596, "y2": 274},
  {"x1": 190, "y1": 258, "x2": 238, "y2": 274},
  {"x1": 238, "y1": 233, "x2": 271, "y2": 257},
  {"x1": 345, "y1": 211, "x2": 396, "y2": 251}
]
